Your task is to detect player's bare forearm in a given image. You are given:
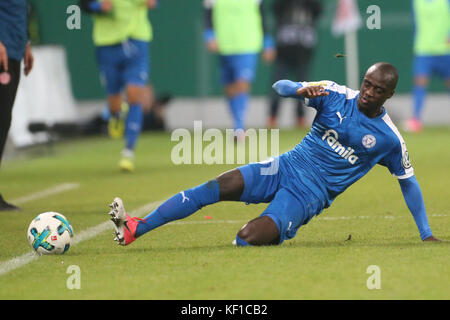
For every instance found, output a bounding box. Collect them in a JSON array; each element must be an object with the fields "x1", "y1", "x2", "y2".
[
  {"x1": 296, "y1": 86, "x2": 329, "y2": 99},
  {"x1": 272, "y1": 80, "x2": 329, "y2": 99}
]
